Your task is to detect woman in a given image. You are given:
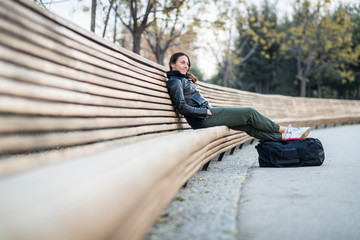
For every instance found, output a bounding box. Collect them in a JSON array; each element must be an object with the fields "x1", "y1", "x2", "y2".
[{"x1": 166, "y1": 52, "x2": 310, "y2": 140}]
